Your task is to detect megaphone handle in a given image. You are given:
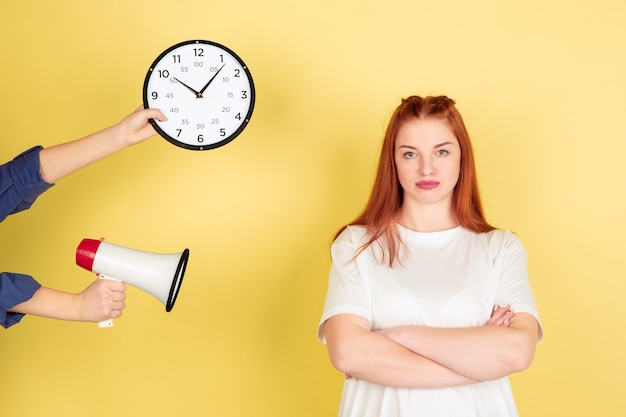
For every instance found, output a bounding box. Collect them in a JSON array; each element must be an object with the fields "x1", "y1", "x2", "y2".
[{"x1": 97, "y1": 274, "x2": 121, "y2": 328}]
